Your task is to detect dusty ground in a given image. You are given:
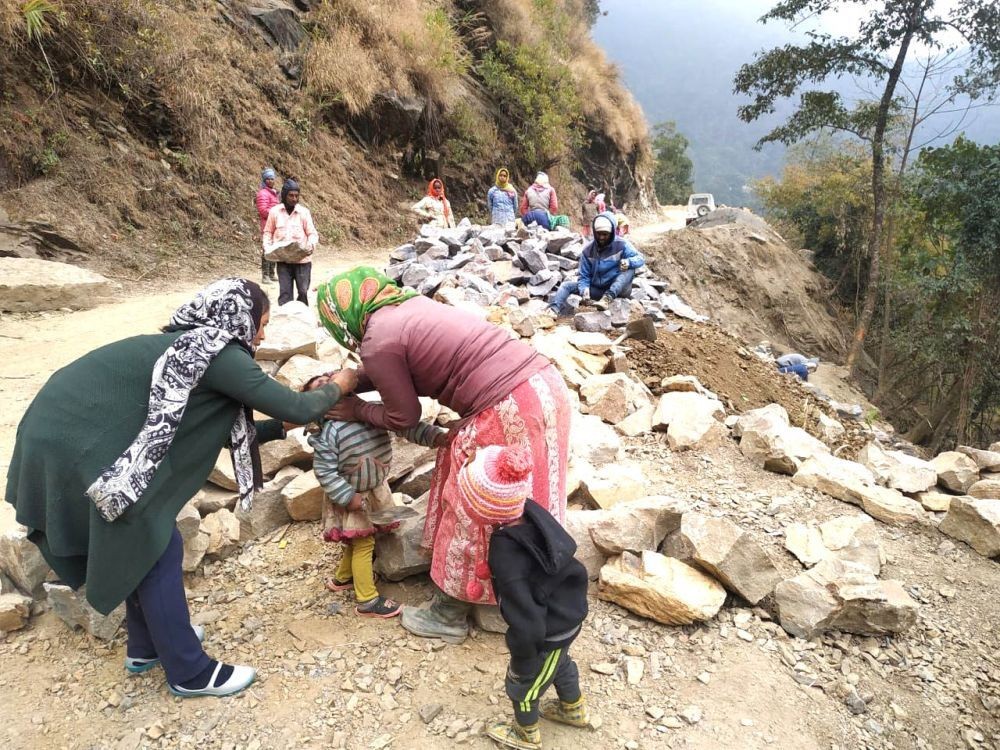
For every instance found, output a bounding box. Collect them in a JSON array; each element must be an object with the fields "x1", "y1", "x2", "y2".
[{"x1": 1, "y1": 236, "x2": 999, "y2": 750}]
